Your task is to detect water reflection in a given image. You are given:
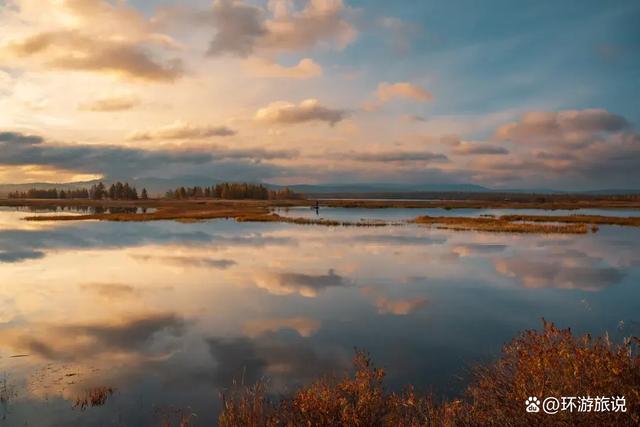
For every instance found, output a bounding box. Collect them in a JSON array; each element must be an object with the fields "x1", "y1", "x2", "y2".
[{"x1": 0, "y1": 211, "x2": 639, "y2": 425}]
